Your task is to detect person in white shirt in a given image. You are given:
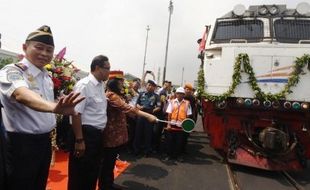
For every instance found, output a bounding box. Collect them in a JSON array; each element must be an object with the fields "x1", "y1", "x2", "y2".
[
  {"x1": 0, "y1": 25, "x2": 84, "y2": 190},
  {"x1": 68, "y1": 55, "x2": 110, "y2": 190}
]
